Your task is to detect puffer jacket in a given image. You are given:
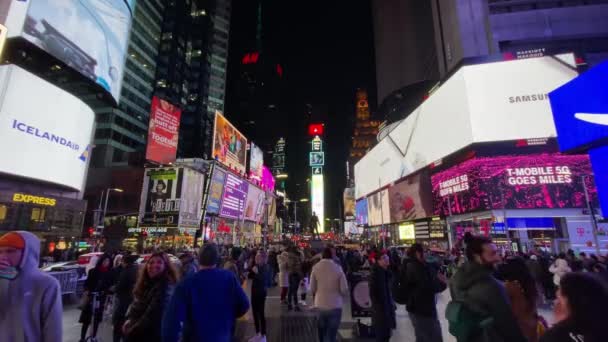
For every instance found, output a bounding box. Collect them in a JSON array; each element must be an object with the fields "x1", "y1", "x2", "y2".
[
  {"x1": 287, "y1": 251, "x2": 302, "y2": 276},
  {"x1": 278, "y1": 252, "x2": 290, "y2": 287},
  {"x1": 125, "y1": 279, "x2": 174, "y2": 342},
  {"x1": 449, "y1": 261, "x2": 527, "y2": 342}
]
